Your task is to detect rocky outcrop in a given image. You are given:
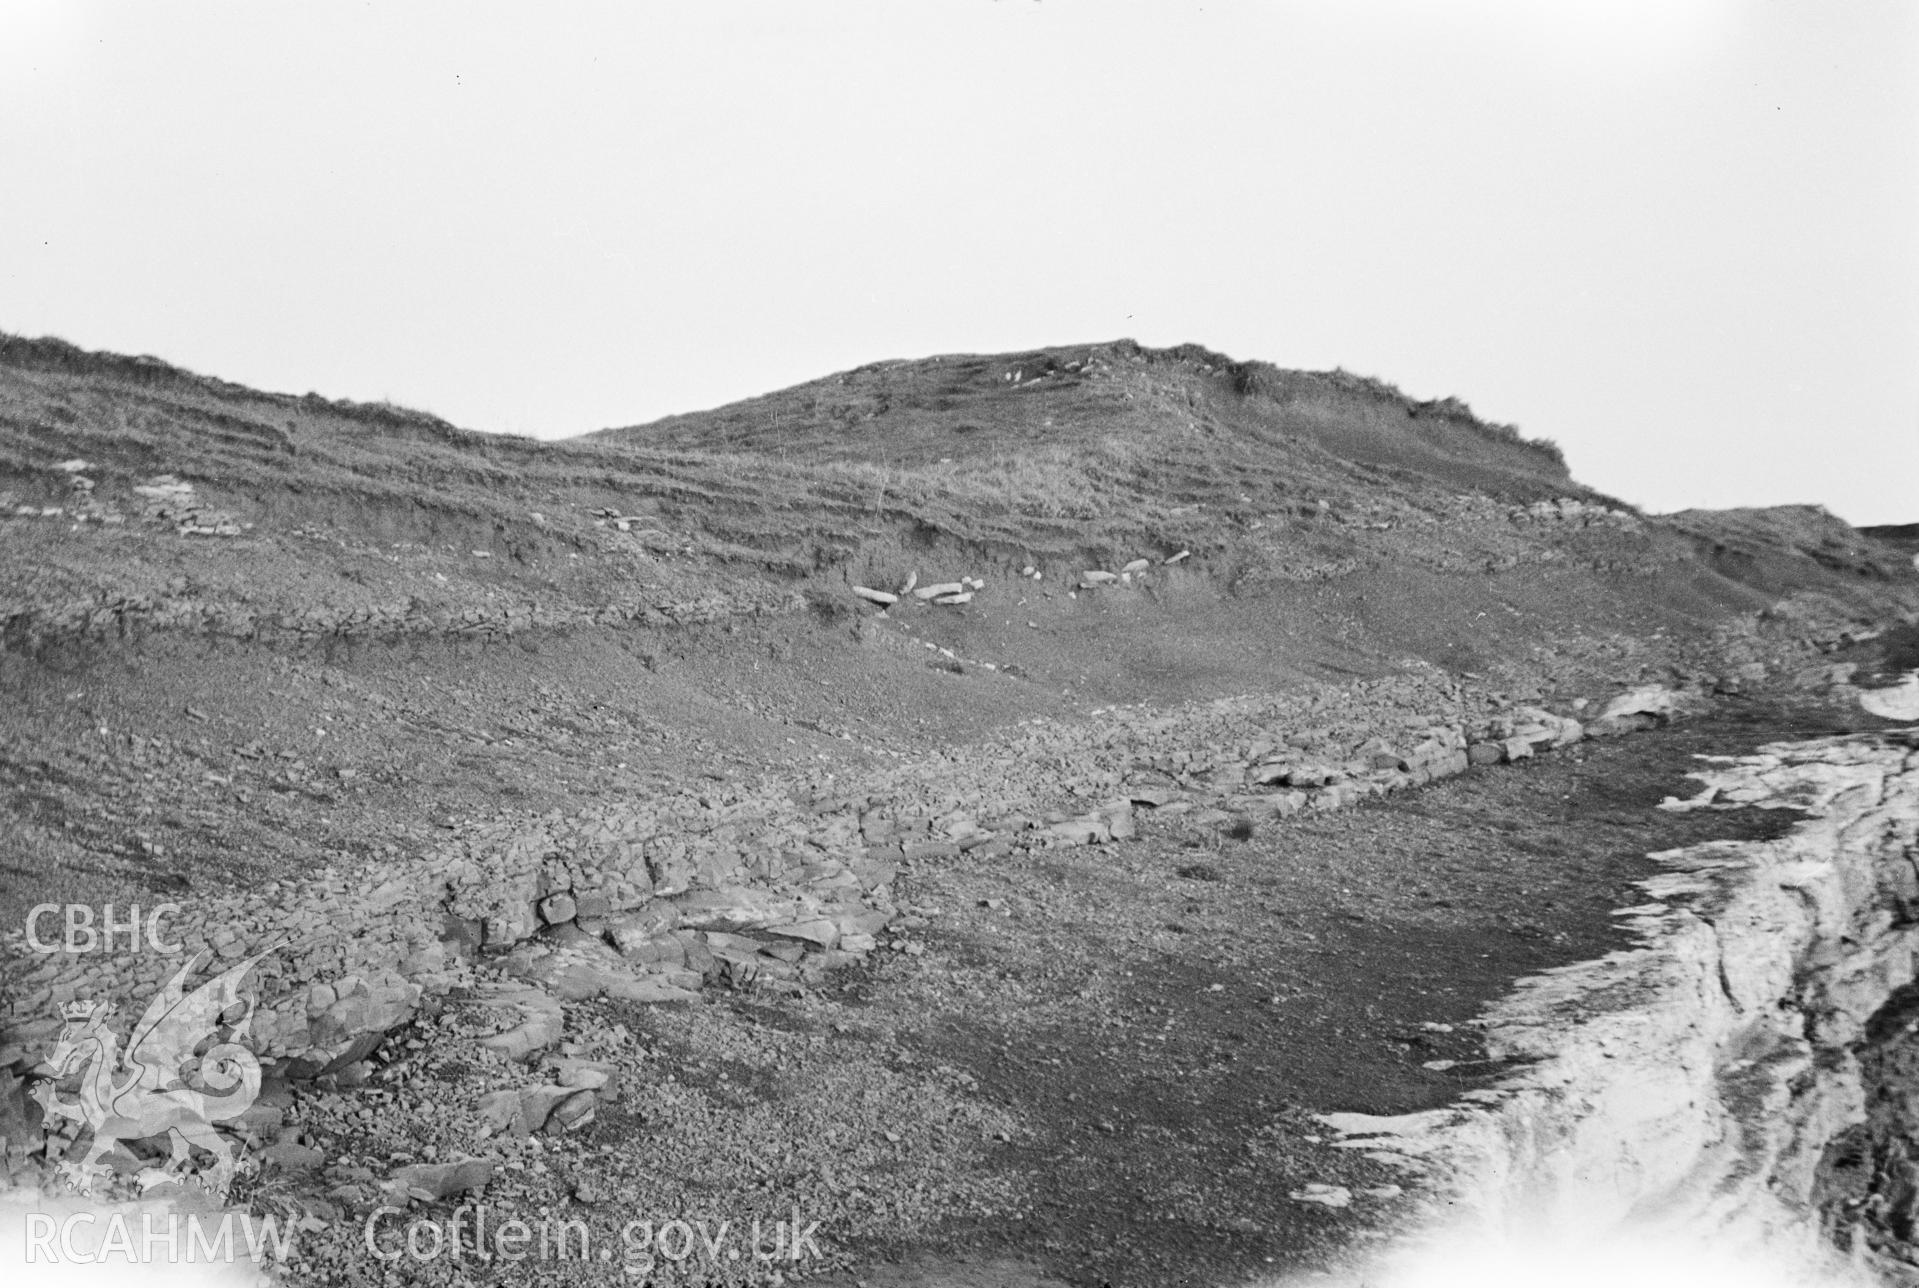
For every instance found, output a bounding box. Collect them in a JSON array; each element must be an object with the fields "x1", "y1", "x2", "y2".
[
  {"x1": 0, "y1": 671, "x2": 1661, "y2": 1090},
  {"x1": 1316, "y1": 728, "x2": 1919, "y2": 1285},
  {"x1": 0, "y1": 646, "x2": 1893, "y2": 1261}
]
